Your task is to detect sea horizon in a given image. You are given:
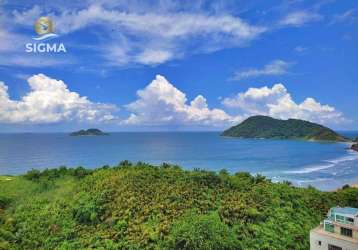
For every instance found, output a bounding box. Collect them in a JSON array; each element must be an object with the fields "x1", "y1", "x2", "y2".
[{"x1": 0, "y1": 129, "x2": 358, "y2": 134}]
